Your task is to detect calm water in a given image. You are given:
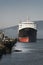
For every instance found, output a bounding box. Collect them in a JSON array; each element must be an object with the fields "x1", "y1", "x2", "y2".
[{"x1": 0, "y1": 39, "x2": 43, "y2": 65}]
